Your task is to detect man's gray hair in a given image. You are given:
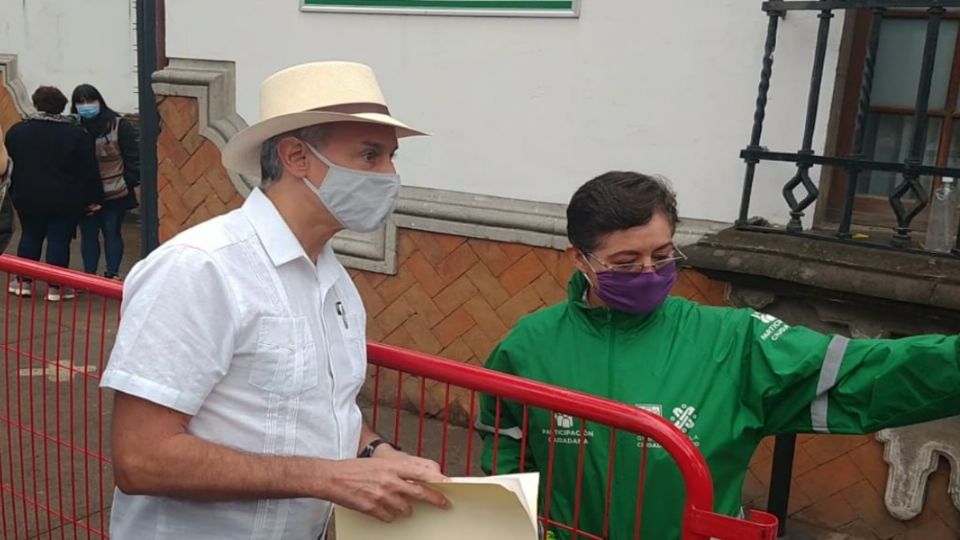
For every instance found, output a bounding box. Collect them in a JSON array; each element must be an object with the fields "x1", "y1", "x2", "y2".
[{"x1": 259, "y1": 124, "x2": 332, "y2": 189}]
